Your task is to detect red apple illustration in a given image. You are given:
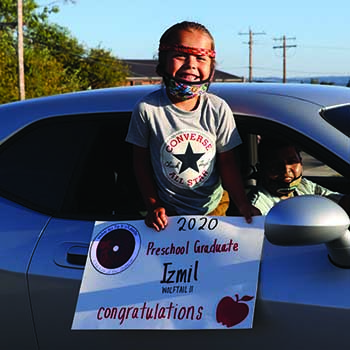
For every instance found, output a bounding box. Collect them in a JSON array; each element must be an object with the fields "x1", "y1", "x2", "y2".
[{"x1": 216, "y1": 293, "x2": 254, "y2": 328}]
